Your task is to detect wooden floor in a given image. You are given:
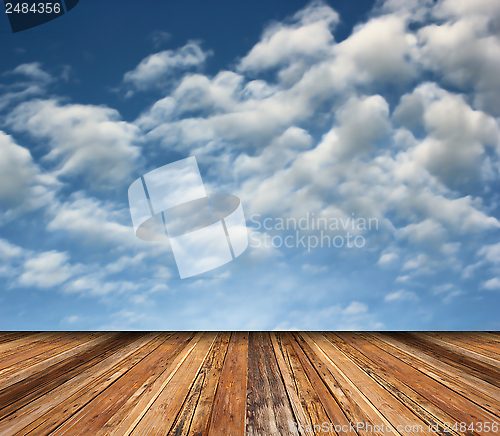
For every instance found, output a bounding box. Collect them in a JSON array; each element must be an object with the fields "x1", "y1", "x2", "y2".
[{"x1": 0, "y1": 332, "x2": 499, "y2": 436}]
